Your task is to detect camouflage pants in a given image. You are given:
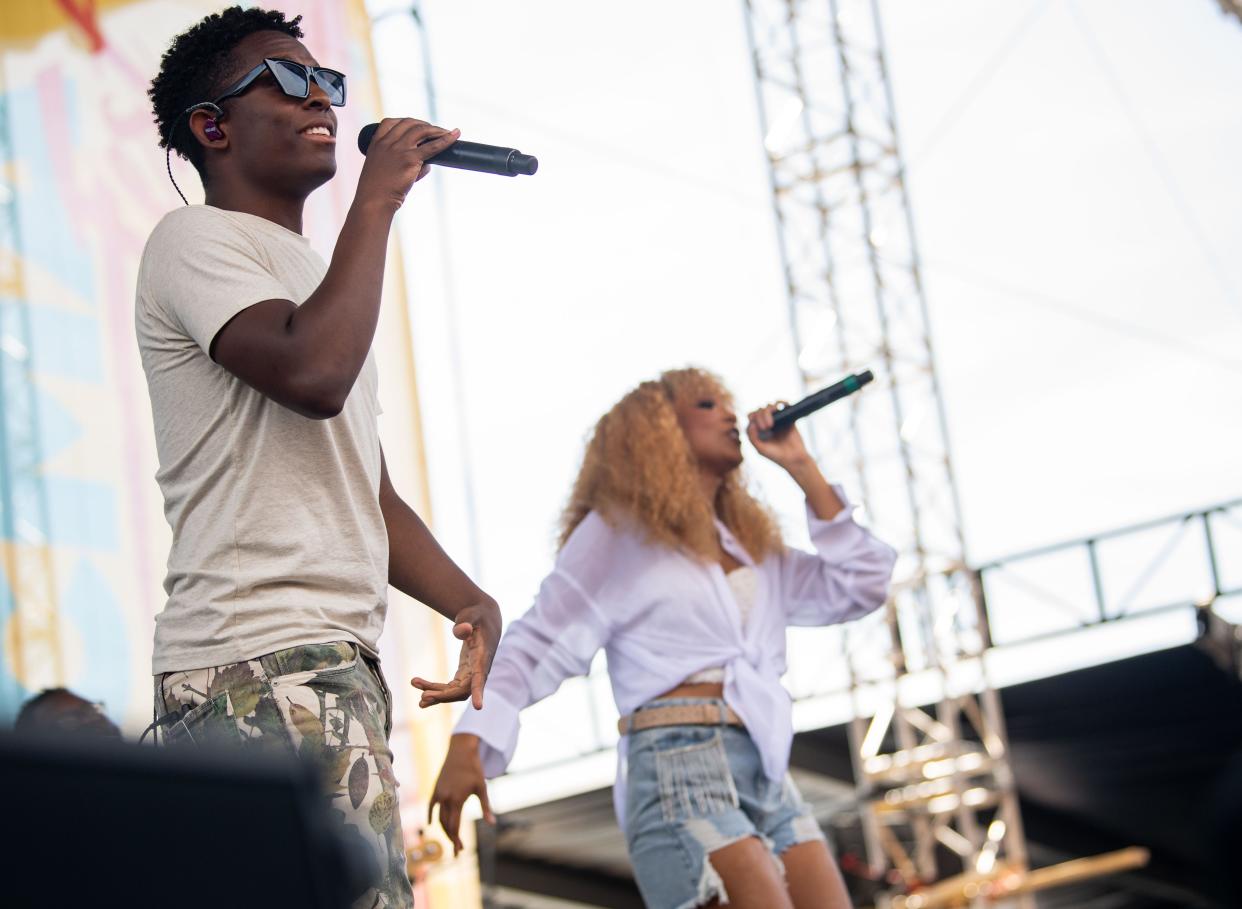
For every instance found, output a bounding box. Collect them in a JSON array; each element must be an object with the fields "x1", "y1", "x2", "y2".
[{"x1": 155, "y1": 642, "x2": 414, "y2": 909}]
